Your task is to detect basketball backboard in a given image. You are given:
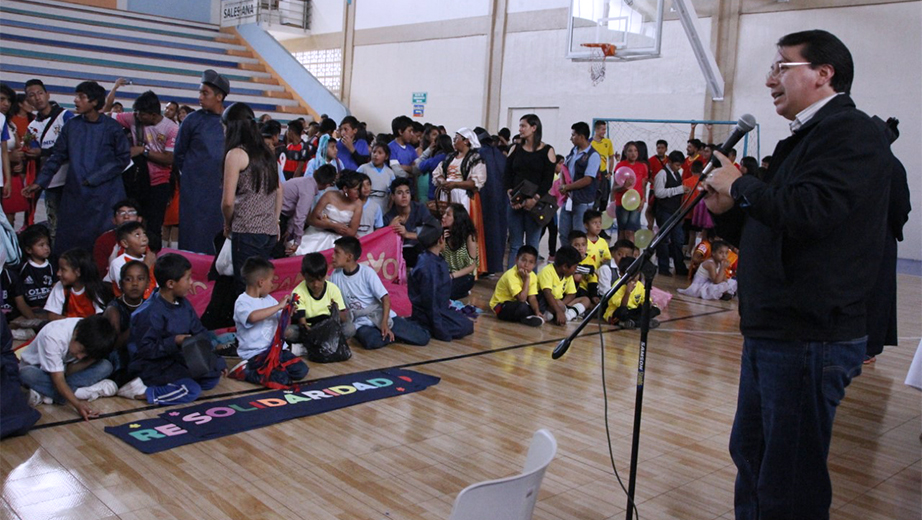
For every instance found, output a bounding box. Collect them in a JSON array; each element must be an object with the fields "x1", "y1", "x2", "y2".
[{"x1": 566, "y1": 0, "x2": 664, "y2": 61}]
